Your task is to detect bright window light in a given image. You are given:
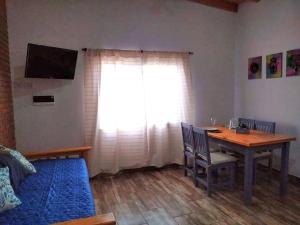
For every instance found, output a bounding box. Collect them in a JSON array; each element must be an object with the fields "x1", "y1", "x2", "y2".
[{"x1": 98, "y1": 60, "x2": 186, "y2": 131}]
